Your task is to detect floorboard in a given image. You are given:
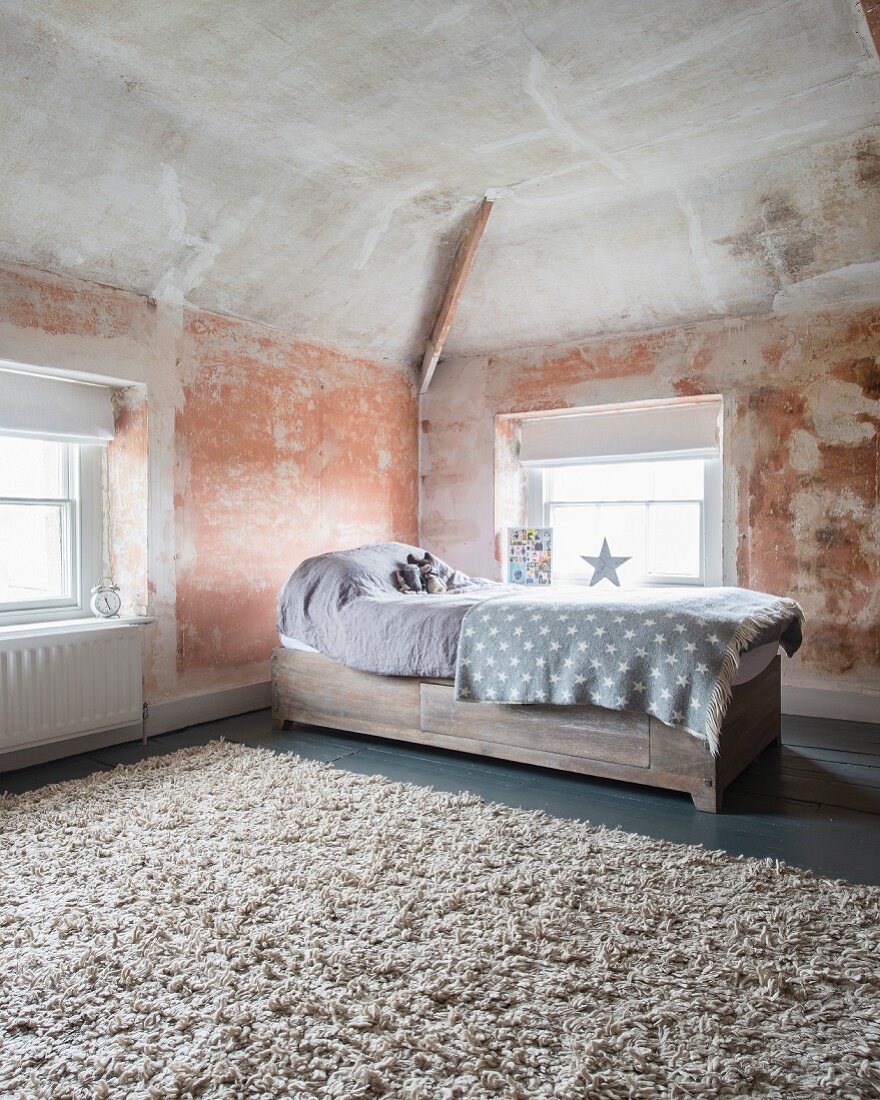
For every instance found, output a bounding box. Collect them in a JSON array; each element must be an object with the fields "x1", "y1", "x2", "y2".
[
  {"x1": 781, "y1": 714, "x2": 880, "y2": 755},
  {"x1": 732, "y1": 772, "x2": 880, "y2": 815},
  {"x1": 2, "y1": 708, "x2": 879, "y2": 885},
  {"x1": 748, "y1": 749, "x2": 880, "y2": 786},
  {"x1": 0, "y1": 752, "x2": 111, "y2": 794},
  {"x1": 784, "y1": 743, "x2": 880, "y2": 768},
  {"x1": 761, "y1": 743, "x2": 880, "y2": 771}
]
